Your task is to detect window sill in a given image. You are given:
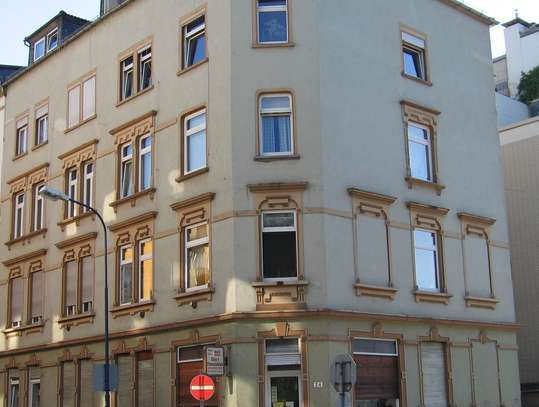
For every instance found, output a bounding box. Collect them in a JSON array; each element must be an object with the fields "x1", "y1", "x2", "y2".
[
  {"x1": 254, "y1": 154, "x2": 300, "y2": 162},
  {"x1": 57, "y1": 211, "x2": 95, "y2": 231},
  {"x1": 175, "y1": 167, "x2": 209, "y2": 183},
  {"x1": 31, "y1": 140, "x2": 48, "y2": 151},
  {"x1": 405, "y1": 176, "x2": 445, "y2": 196},
  {"x1": 64, "y1": 114, "x2": 97, "y2": 134},
  {"x1": 5, "y1": 228, "x2": 47, "y2": 249},
  {"x1": 116, "y1": 85, "x2": 154, "y2": 108},
  {"x1": 58, "y1": 312, "x2": 95, "y2": 330},
  {"x1": 413, "y1": 290, "x2": 452, "y2": 305},
  {"x1": 252, "y1": 280, "x2": 308, "y2": 310},
  {"x1": 175, "y1": 286, "x2": 214, "y2": 306},
  {"x1": 354, "y1": 283, "x2": 398, "y2": 300},
  {"x1": 3, "y1": 322, "x2": 45, "y2": 337},
  {"x1": 177, "y1": 57, "x2": 209, "y2": 77},
  {"x1": 401, "y1": 72, "x2": 432, "y2": 87},
  {"x1": 252, "y1": 42, "x2": 296, "y2": 49},
  {"x1": 110, "y1": 300, "x2": 155, "y2": 318},
  {"x1": 109, "y1": 187, "x2": 156, "y2": 212},
  {"x1": 12, "y1": 152, "x2": 28, "y2": 162},
  {"x1": 465, "y1": 296, "x2": 499, "y2": 310}
]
